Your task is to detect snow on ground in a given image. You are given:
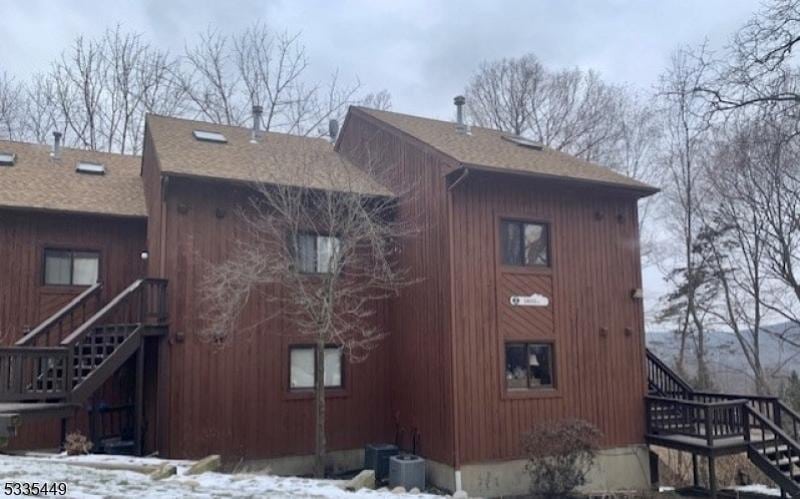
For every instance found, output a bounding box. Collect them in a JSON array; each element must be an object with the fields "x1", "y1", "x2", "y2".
[
  {"x1": 733, "y1": 484, "x2": 782, "y2": 497},
  {"x1": 0, "y1": 453, "x2": 439, "y2": 498}
]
